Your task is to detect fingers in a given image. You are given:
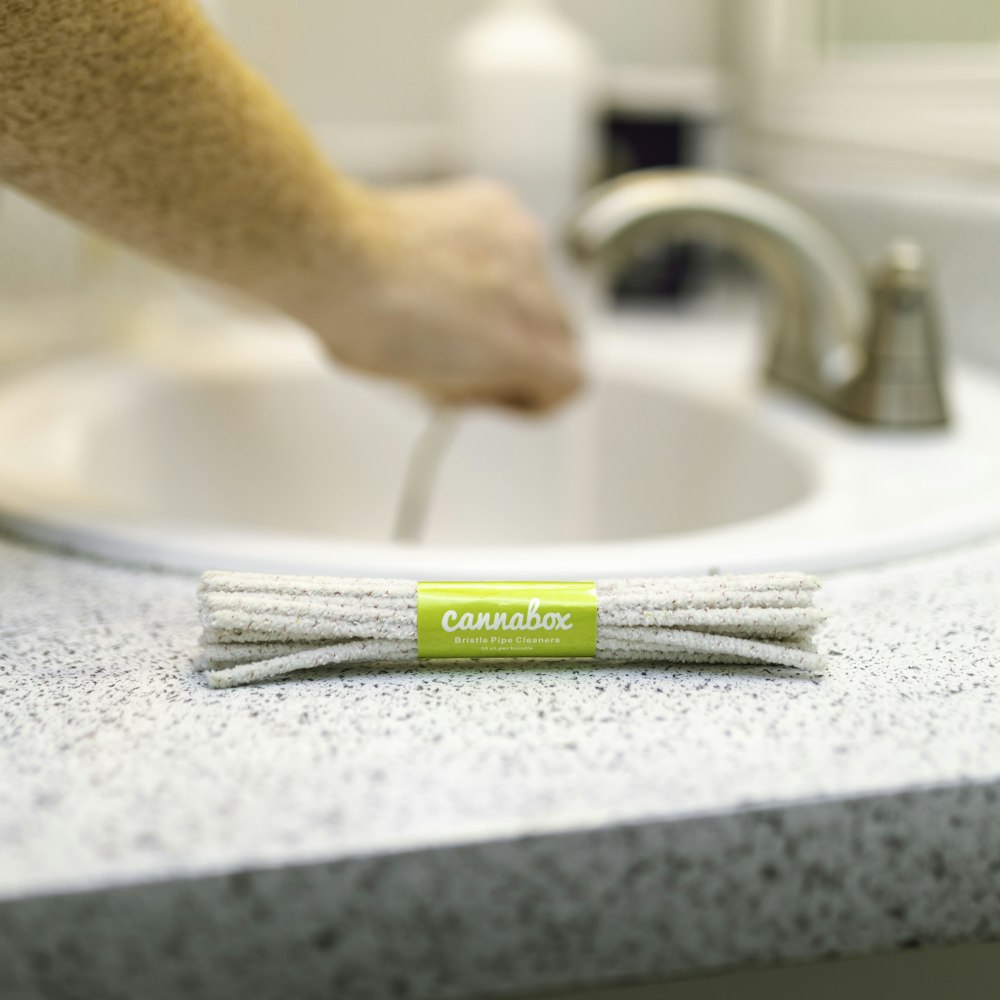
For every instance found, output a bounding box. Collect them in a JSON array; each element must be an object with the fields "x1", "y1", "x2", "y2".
[
  {"x1": 510, "y1": 343, "x2": 585, "y2": 412},
  {"x1": 430, "y1": 311, "x2": 583, "y2": 413},
  {"x1": 426, "y1": 331, "x2": 585, "y2": 413},
  {"x1": 503, "y1": 276, "x2": 583, "y2": 411}
]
